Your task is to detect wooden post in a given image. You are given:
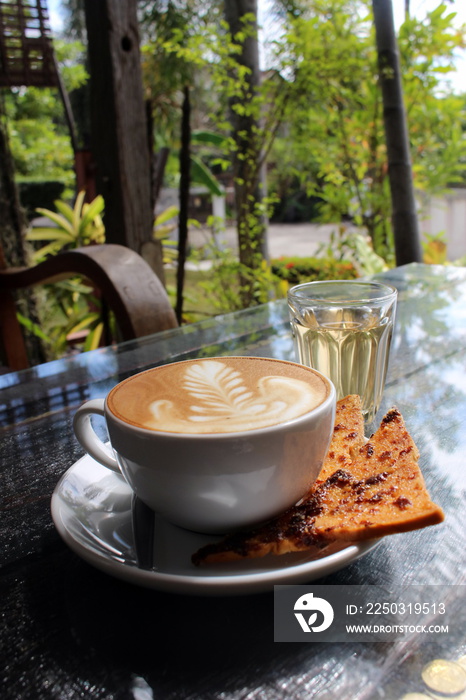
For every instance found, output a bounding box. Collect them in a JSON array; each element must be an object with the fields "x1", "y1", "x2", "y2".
[{"x1": 83, "y1": 0, "x2": 165, "y2": 281}]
